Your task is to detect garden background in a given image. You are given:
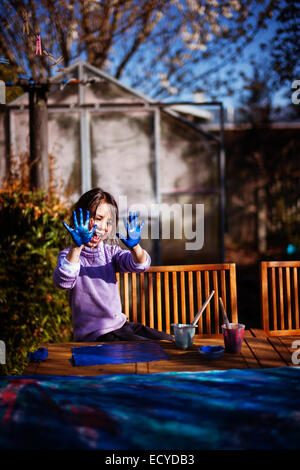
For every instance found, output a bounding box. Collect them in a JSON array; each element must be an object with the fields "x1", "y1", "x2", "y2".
[{"x1": 0, "y1": 0, "x2": 299, "y2": 375}]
